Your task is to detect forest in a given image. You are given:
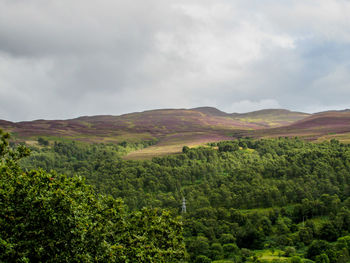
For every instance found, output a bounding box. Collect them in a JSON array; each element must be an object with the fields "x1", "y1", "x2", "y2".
[
  {"x1": 4, "y1": 130, "x2": 350, "y2": 262},
  {"x1": 0, "y1": 131, "x2": 185, "y2": 263}
]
